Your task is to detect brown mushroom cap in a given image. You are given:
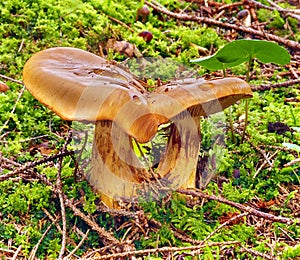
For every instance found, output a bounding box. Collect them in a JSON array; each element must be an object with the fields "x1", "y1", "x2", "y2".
[
  {"x1": 148, "y1": 77, "x2": 252, "y2": 123},
  {"x1": 23, "y1": 47, "x2": 252, "y2": 143},
  {"x1": 23, "y1": 47, "x2": 159, "y2": 143}
]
